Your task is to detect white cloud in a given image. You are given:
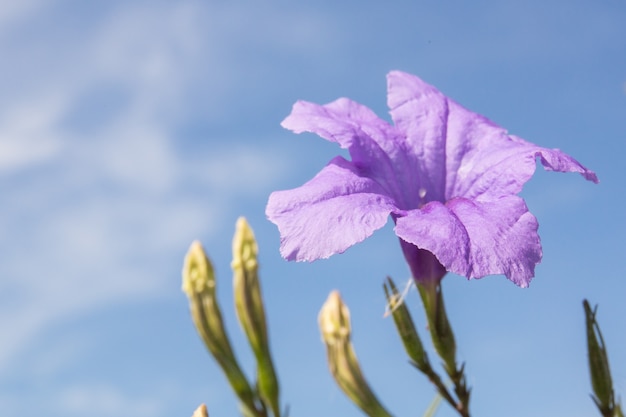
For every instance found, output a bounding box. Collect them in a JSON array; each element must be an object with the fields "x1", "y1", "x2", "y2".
[
  {"x1": 0, "y1": 0, "x2": 303, "y2": 378},
  {"x1": 0, "y1": 93, "x2": 67, "y2": 172},
  {"x1": 56, "y1": 384, "x2": 163, "y2": 417},
  {"x1": 92, "y1": 126, "x2": 180, "y2": 193},
  {"x1": 0, "y1": 138, "x2": 285, "y2": 371},
  {"x1": 0, "y1": 0, "x2": 49, "y2": 27},
  {"x1": 90, "y1": 1, "x2": 205, "y2": 106},
  {"x1": 200, "y1": 144, "x2": 290, "y2": 192},
  {"x1": 0, "y1": 8, "x2": 349, "y2": 417}
]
